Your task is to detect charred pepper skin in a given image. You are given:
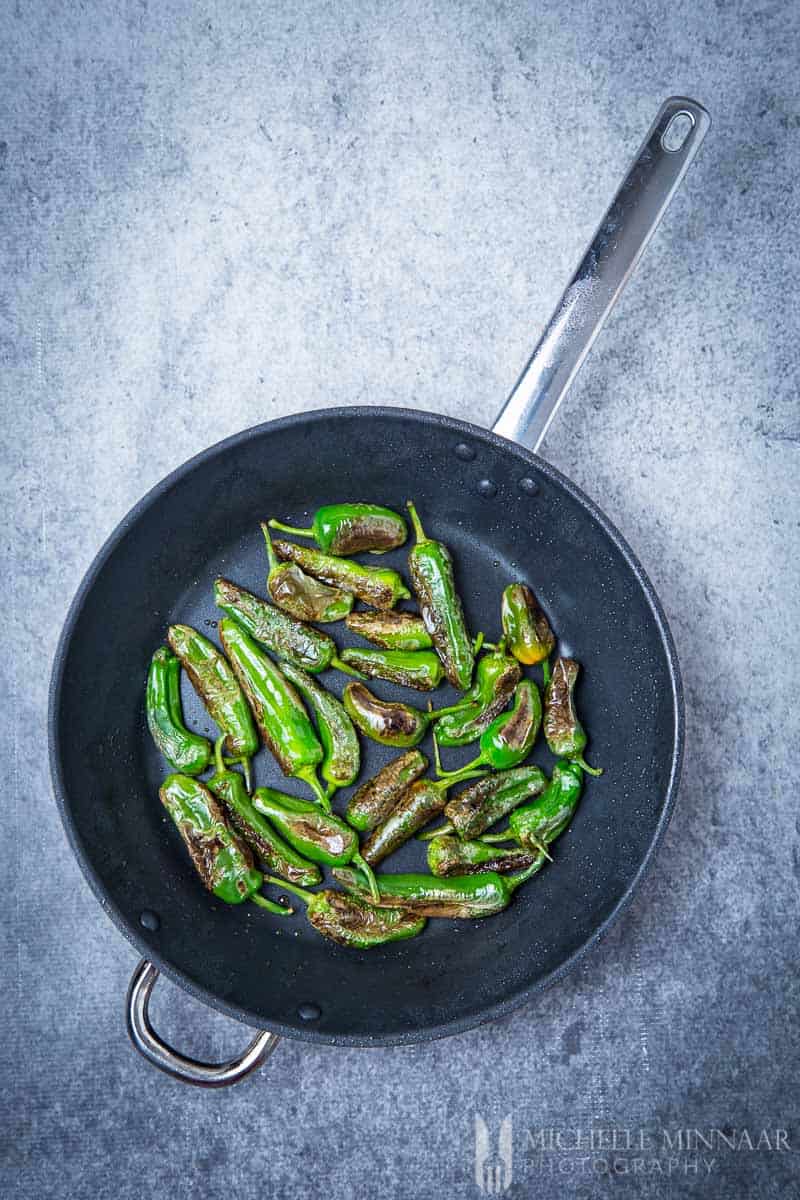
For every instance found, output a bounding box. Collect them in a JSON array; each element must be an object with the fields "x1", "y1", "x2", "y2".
[
  {"x1": 272, "y1": 540, "x2": 410, "y2": 610},
  {"x1": 434, "y1": 640, "x2": 521, "y2": 746},
  {"x1": 361, "y1": 775, "x2": 482, "y2": 867},
  {"x1": 261, "y1": 523, "x2": 353, "y2": 623},
  {"x1": 340, "y1": 648, "x2": 444, "y2": 692},
  {"x1": 343, "y1": 682, "x2": 429, "y2": 747},
  {"x1": 420, "y1": 765, "x2": 548, "y2": 841},
  {"x1": 333, "y1": 862, "x2": 541, "y2": 918},
  {"x1": 167, "y1": 625, "x2": 258, "y2": 762},
  {"x1": 434, "y1": 678, "x2": 542, "y2": 784},
  {"x1": 265, "y1": 876, "x2": 426, "y2": 949},
  {"x1": 159, "y1": 774, "x2": 289, "y2": 913},
  {"x1": 207, "y1": 742, "x2": 321, "y2": 886},
  {"x1": 484, "y1": 761, "x2": 584, "y2": 853},
  {"x1": 345, "y1": 610, "x2": 433, "y2": 651},
  {"x1": 345, "y1": 749, "x2": 428, "y2": 832},
  {"x1": 252, "y1": 788, "x2": 380, "y2": 901},
  {"x1": 427, "y1": 835, "x2": 544, "y2": 877},
  {"x1": 543, "y1": 657, "x2": 602, "y2": 775},
  {"x1": 501, "y1": 583, "x2": 555, "y2": 667},
  {"x1": 218, "y1": 619, "x2": 328, "y2": 807},
  {"x1": 269, "y1": 504, "x2": 408, "y2": 556},
  {"x1": 278, "y1": 661, "x2": 360, "y2": 799},
  {"x1": 214, "y1": 578, "x2": 350, "y2": 674},
  {"x1": 406, "y1": 501, "x2": 474, "y2": 690},
  {"x1": 146, "y1": 646, "x2": 211, "y2": 774}
]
